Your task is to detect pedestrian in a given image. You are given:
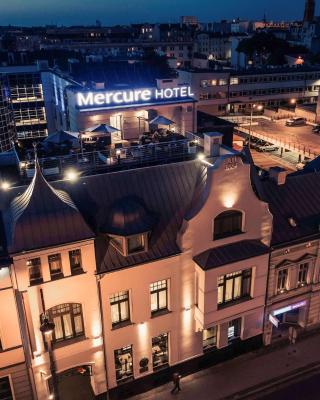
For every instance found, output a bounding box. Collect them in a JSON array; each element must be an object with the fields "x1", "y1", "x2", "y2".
[{"x1": 171, "y1": 372, "x2": 181, "y2": 394}]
